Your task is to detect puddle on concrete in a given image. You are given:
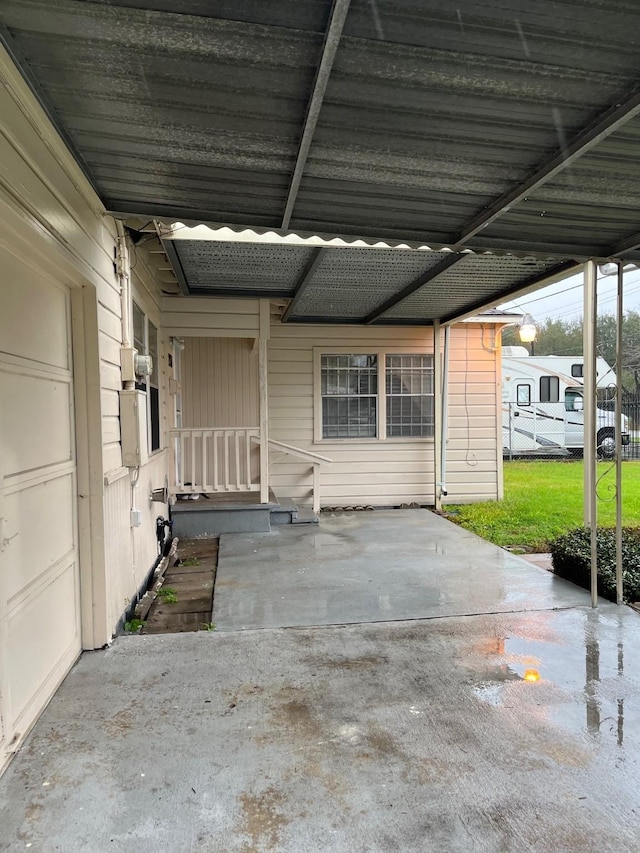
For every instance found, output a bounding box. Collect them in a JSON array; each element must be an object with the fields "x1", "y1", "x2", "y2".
[{"x1": 458, "y1": 610, "x2": 632, "y2": 750}]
